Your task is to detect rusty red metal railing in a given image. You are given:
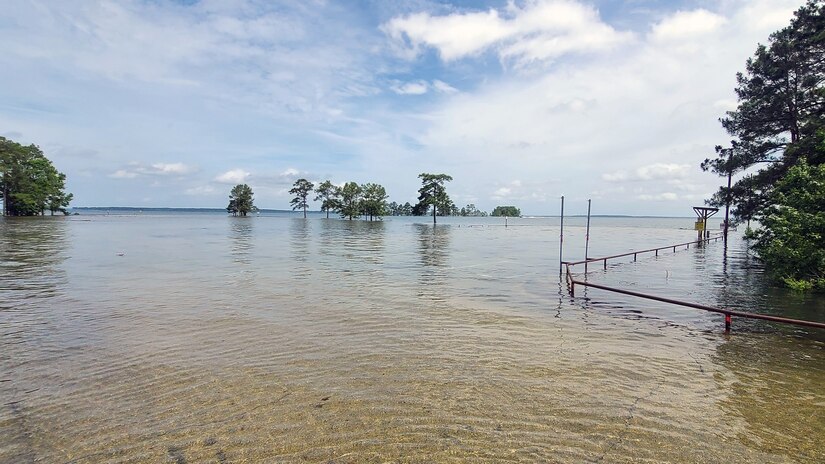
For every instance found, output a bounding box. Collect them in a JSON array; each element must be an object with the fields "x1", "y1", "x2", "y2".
[
  {"x1": 563, "y1": 236, "x2": 825, "y2": 332},
  {"x1": 566, "y1": 234, "x2": 722, "y2": 271}
]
